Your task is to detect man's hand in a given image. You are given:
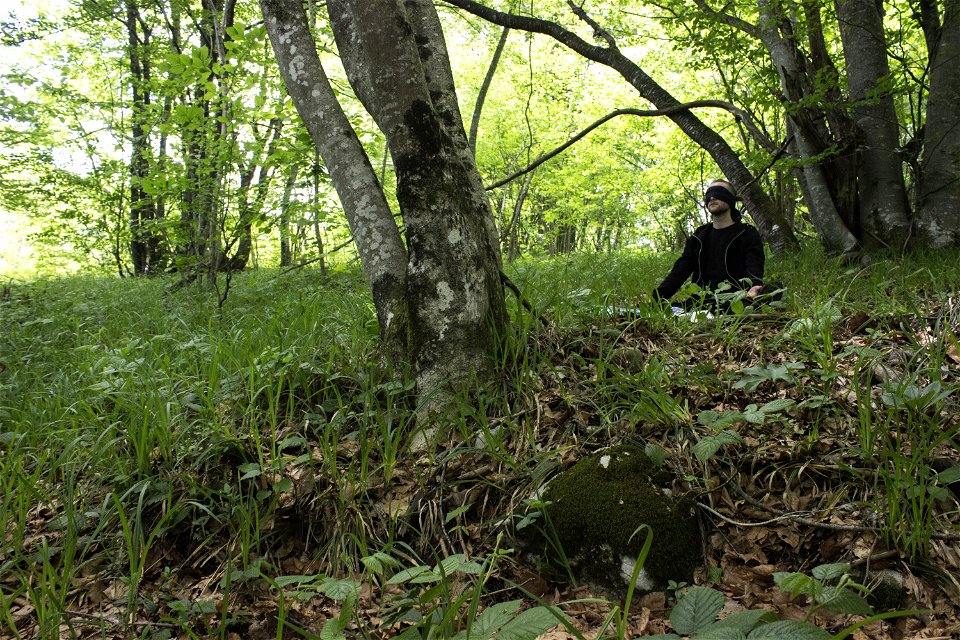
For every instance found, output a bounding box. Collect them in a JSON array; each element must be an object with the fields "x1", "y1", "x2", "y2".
[{"x1": 747, "y1": 285, "x2": 764, "y2": 298}]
